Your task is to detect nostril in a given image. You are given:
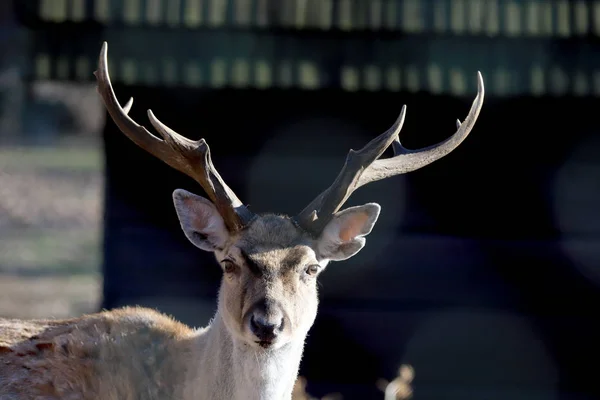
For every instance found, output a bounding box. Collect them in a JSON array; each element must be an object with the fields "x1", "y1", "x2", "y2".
[
  {"x1": 278, "y1": 317, "x2": 284, "y2": 332},
  {"x1": 250, "y1": 315, "x2": 260, "y2": 333},
  {"x1": 250, "y1": 314, "x2": 281, "y2": 341}
]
